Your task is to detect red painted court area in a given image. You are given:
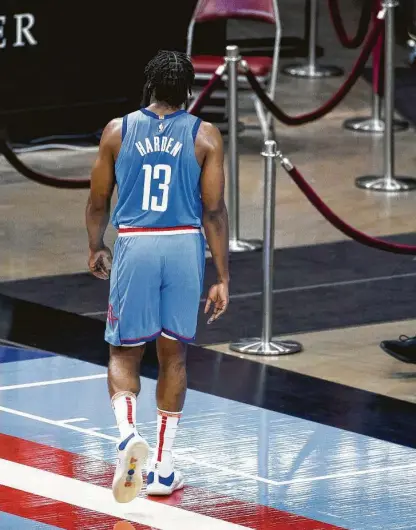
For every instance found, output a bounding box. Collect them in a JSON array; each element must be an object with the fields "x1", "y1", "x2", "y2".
[{"x1": 0, "y1": 433, "x2": 342, "y2": 529}]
